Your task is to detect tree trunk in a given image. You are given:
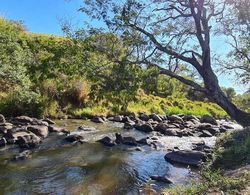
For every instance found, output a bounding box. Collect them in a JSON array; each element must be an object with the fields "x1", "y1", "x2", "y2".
[{"x1": 201, "y1": 67, "x2": 250, "y2": 127}]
